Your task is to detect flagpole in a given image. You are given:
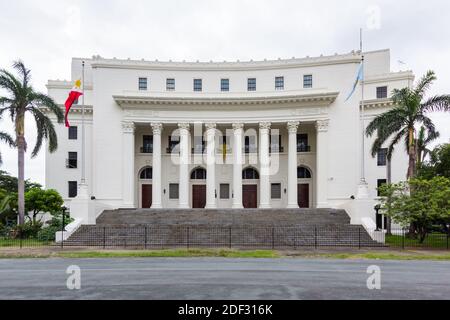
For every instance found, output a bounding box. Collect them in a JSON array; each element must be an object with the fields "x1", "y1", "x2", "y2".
[{"x1": 81, "y1": 60, "x2": 86, "y2": 184}]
